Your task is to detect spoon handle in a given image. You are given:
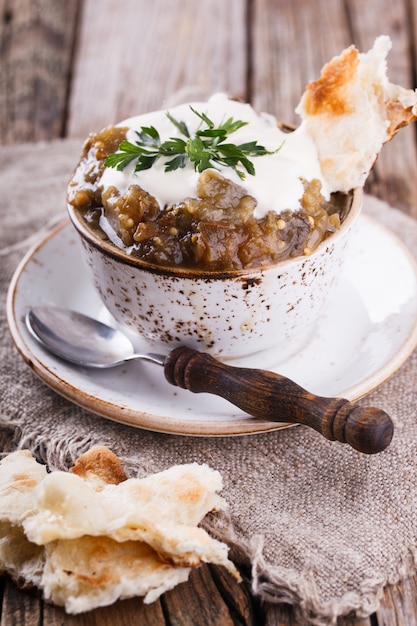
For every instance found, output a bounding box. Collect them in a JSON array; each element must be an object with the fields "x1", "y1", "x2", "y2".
[{"x1": 164, "y1": 346, "x2": 394, "y2": 454}]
